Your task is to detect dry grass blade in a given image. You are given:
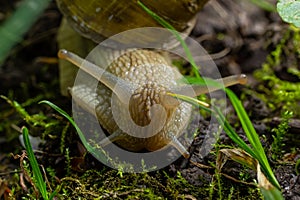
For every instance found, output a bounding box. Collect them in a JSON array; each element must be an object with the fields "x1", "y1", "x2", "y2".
[{"x1": 217, "y1": 148, "x2": 284, "y2": 200}]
